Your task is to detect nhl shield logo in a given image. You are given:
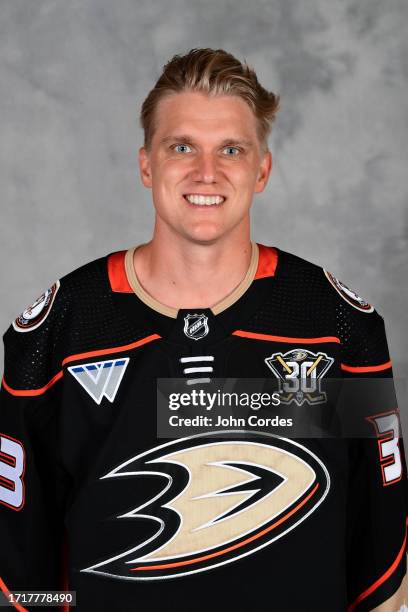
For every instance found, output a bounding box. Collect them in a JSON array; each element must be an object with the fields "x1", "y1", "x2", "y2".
[{"x1": 183, "y1": 313, "x2": 209, "y2": 341}]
